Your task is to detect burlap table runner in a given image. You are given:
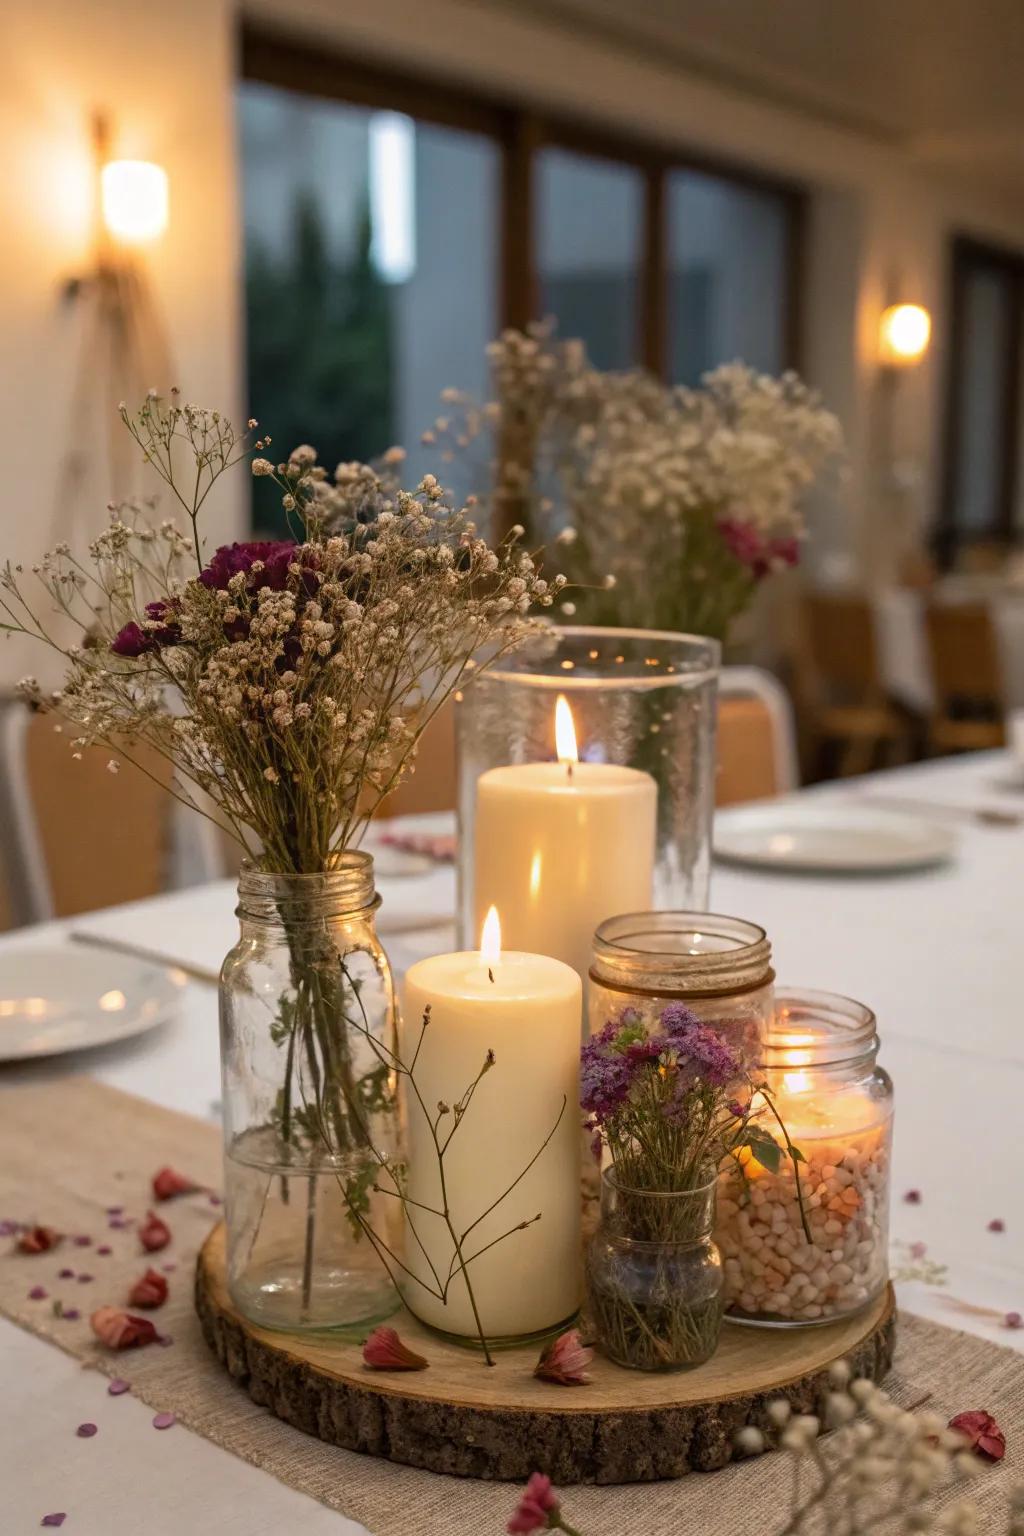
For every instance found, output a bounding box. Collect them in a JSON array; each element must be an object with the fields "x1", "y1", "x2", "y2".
[{"x1": 0, "y1": 1078, "x2": 1019, "y2": 1536}]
